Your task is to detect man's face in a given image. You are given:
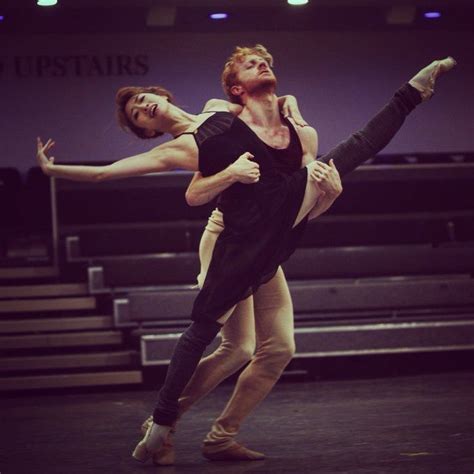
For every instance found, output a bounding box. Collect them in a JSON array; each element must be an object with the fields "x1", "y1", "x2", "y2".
[{"x1": 231, "y1": 54, "x2": 277, "y2": 101}]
